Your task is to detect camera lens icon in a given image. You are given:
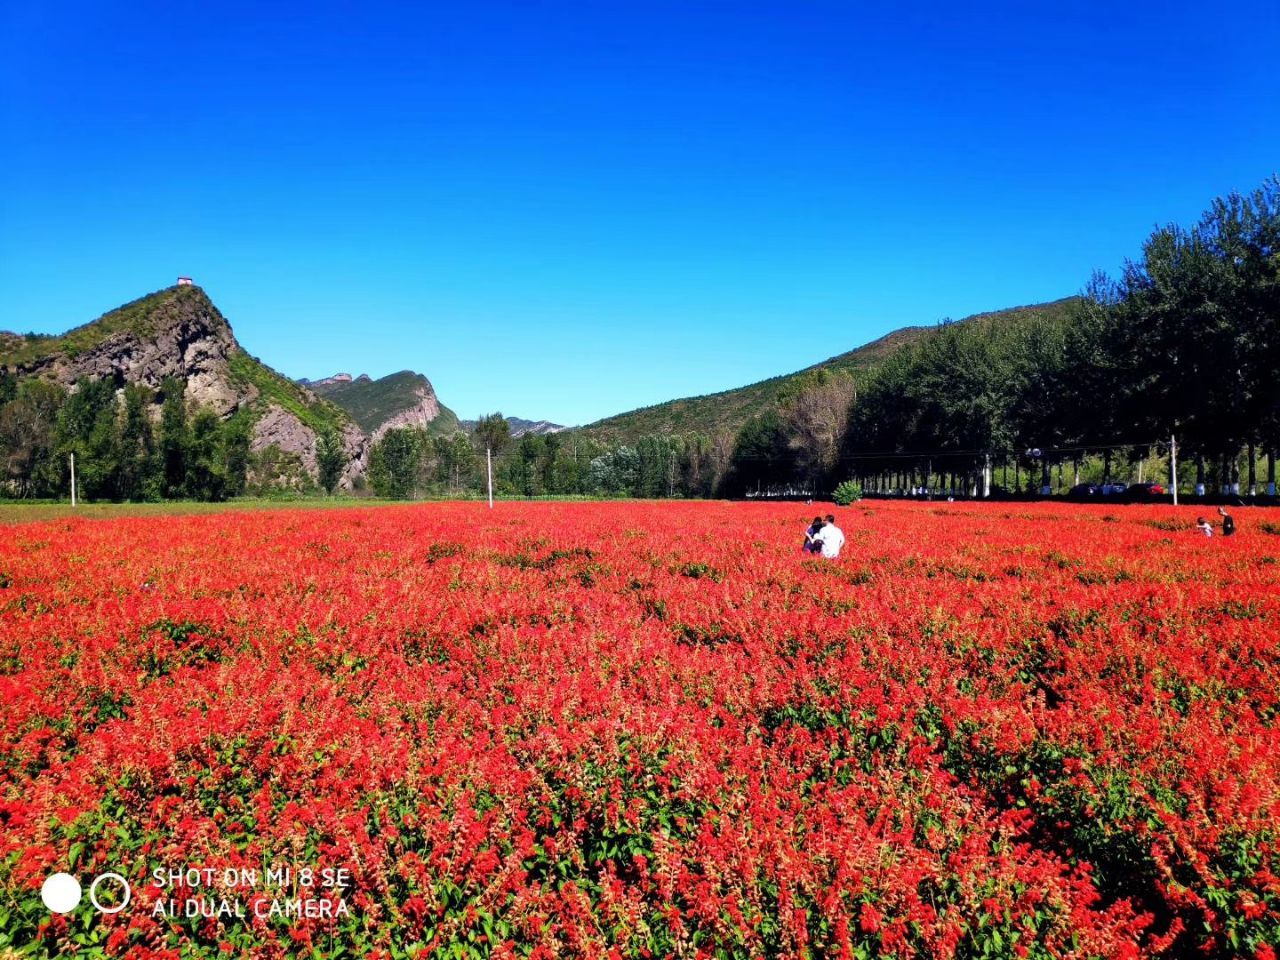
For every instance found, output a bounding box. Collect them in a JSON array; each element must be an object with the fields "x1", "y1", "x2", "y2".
[
  {"x1": 89, "y1": 873, "x2": 131, "y2": 914},
  {"x1": 41, "y1": 872, "x2": 131, "y2": 915}
]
